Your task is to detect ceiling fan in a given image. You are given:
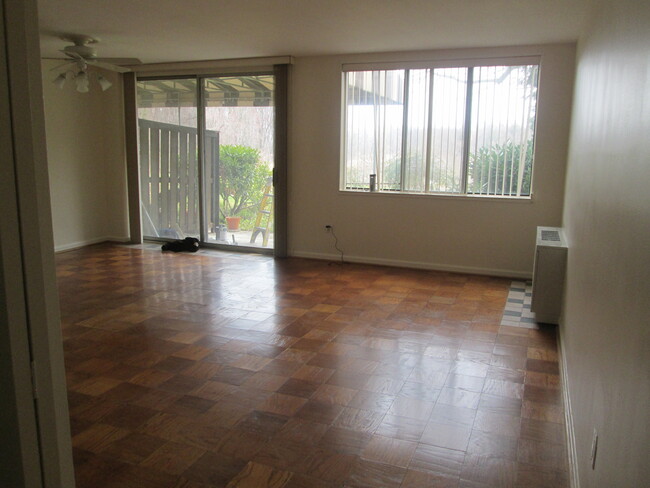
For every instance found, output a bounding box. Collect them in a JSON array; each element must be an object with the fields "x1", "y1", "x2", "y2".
[{"x1": 47, "y1": 35, "x2": 141, "y2": 92}]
